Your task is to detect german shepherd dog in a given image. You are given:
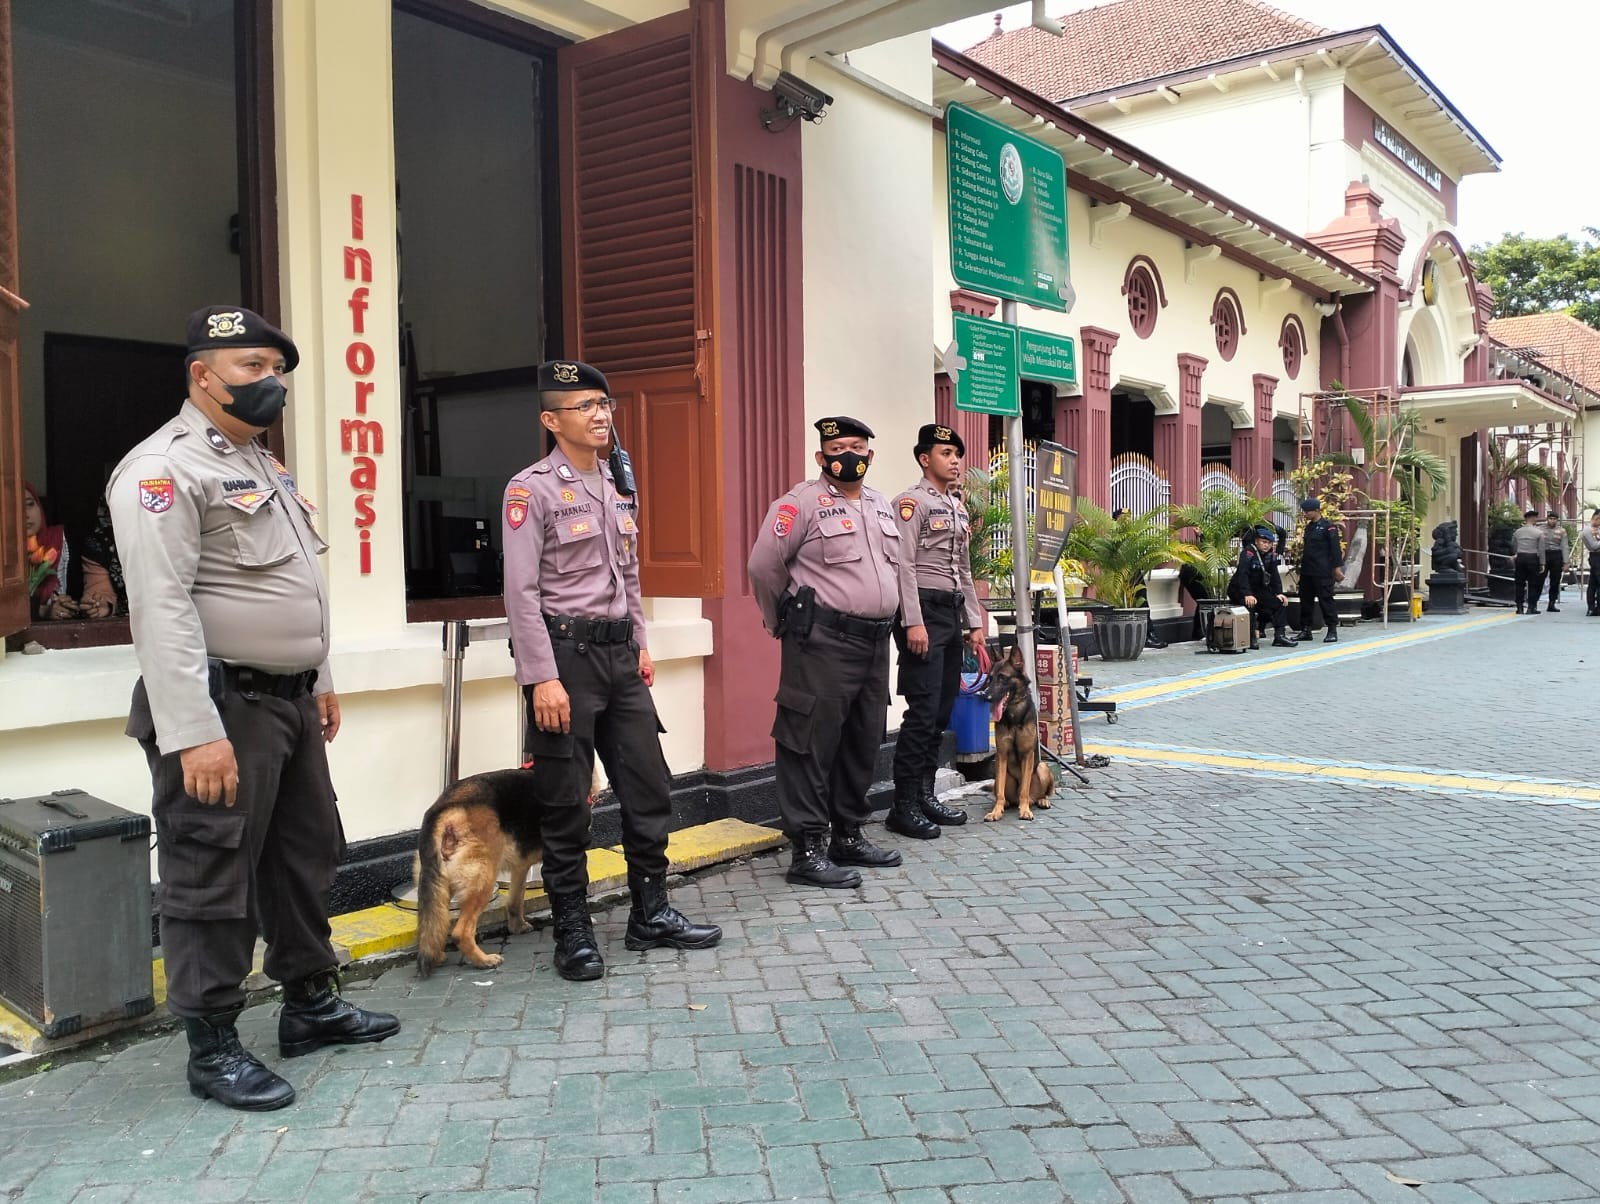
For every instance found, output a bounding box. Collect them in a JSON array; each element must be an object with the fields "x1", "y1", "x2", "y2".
[
  {"x1": 980, "y1": 644, "x2": 1056, "y2": 822},
  {"x1": 414, "y1": 769, "x2": 544, "y2": 977}
]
